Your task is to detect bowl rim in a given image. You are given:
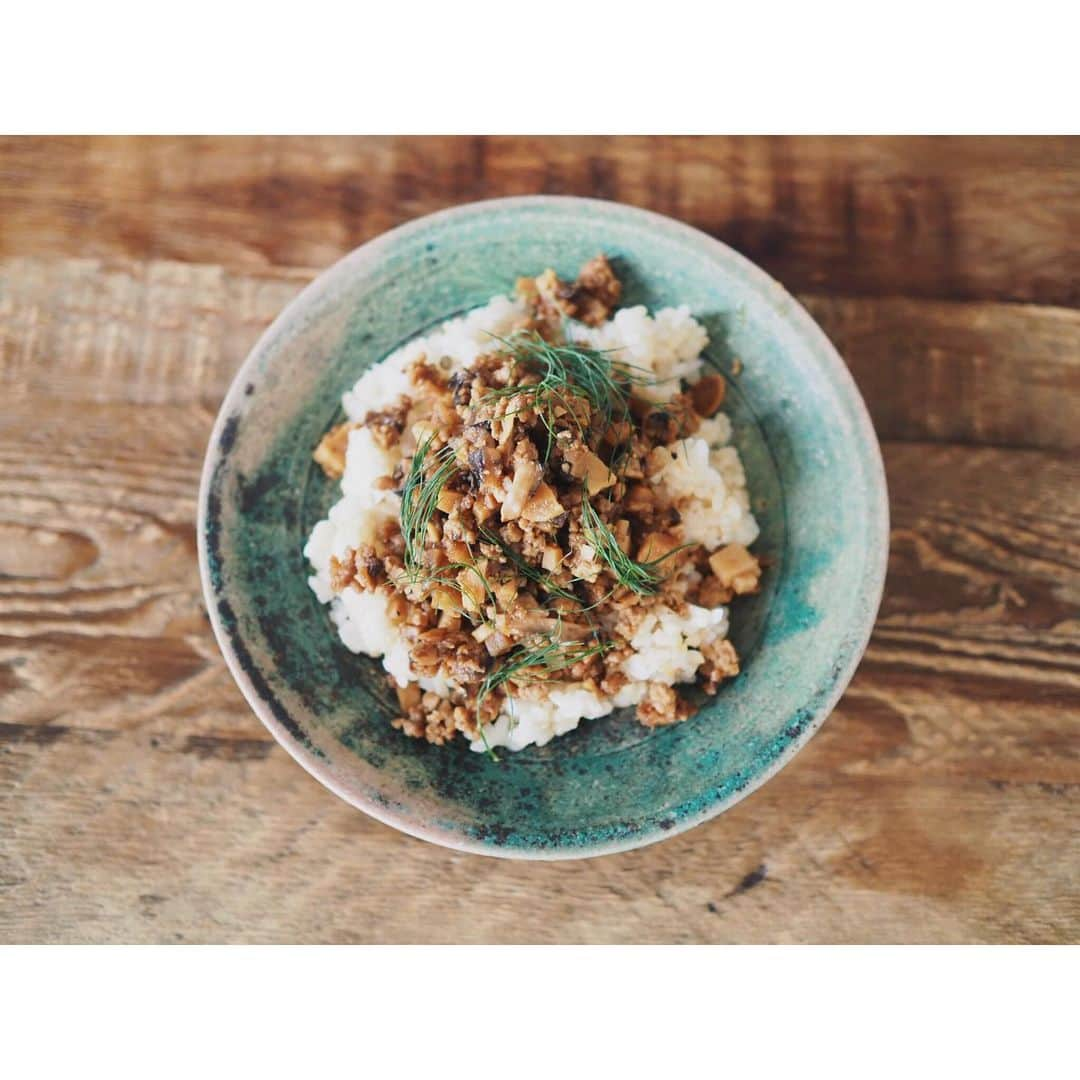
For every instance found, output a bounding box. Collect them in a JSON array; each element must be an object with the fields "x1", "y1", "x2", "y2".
[{"x1": 197, "y1": 194, "x2": 890, "y2": 860}]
